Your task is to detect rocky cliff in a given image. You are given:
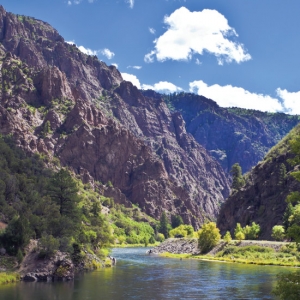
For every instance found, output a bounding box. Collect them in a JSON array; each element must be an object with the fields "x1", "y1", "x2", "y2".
[
  {"x1": 149, "y1": 92, "x2": 299, "y2": 173},
  {"x1": 217, "y1": 124, "x2": 300, "y2": 239},
  {"x1": 0, "y1": 6, "x2": 230, "y2": 228}
]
